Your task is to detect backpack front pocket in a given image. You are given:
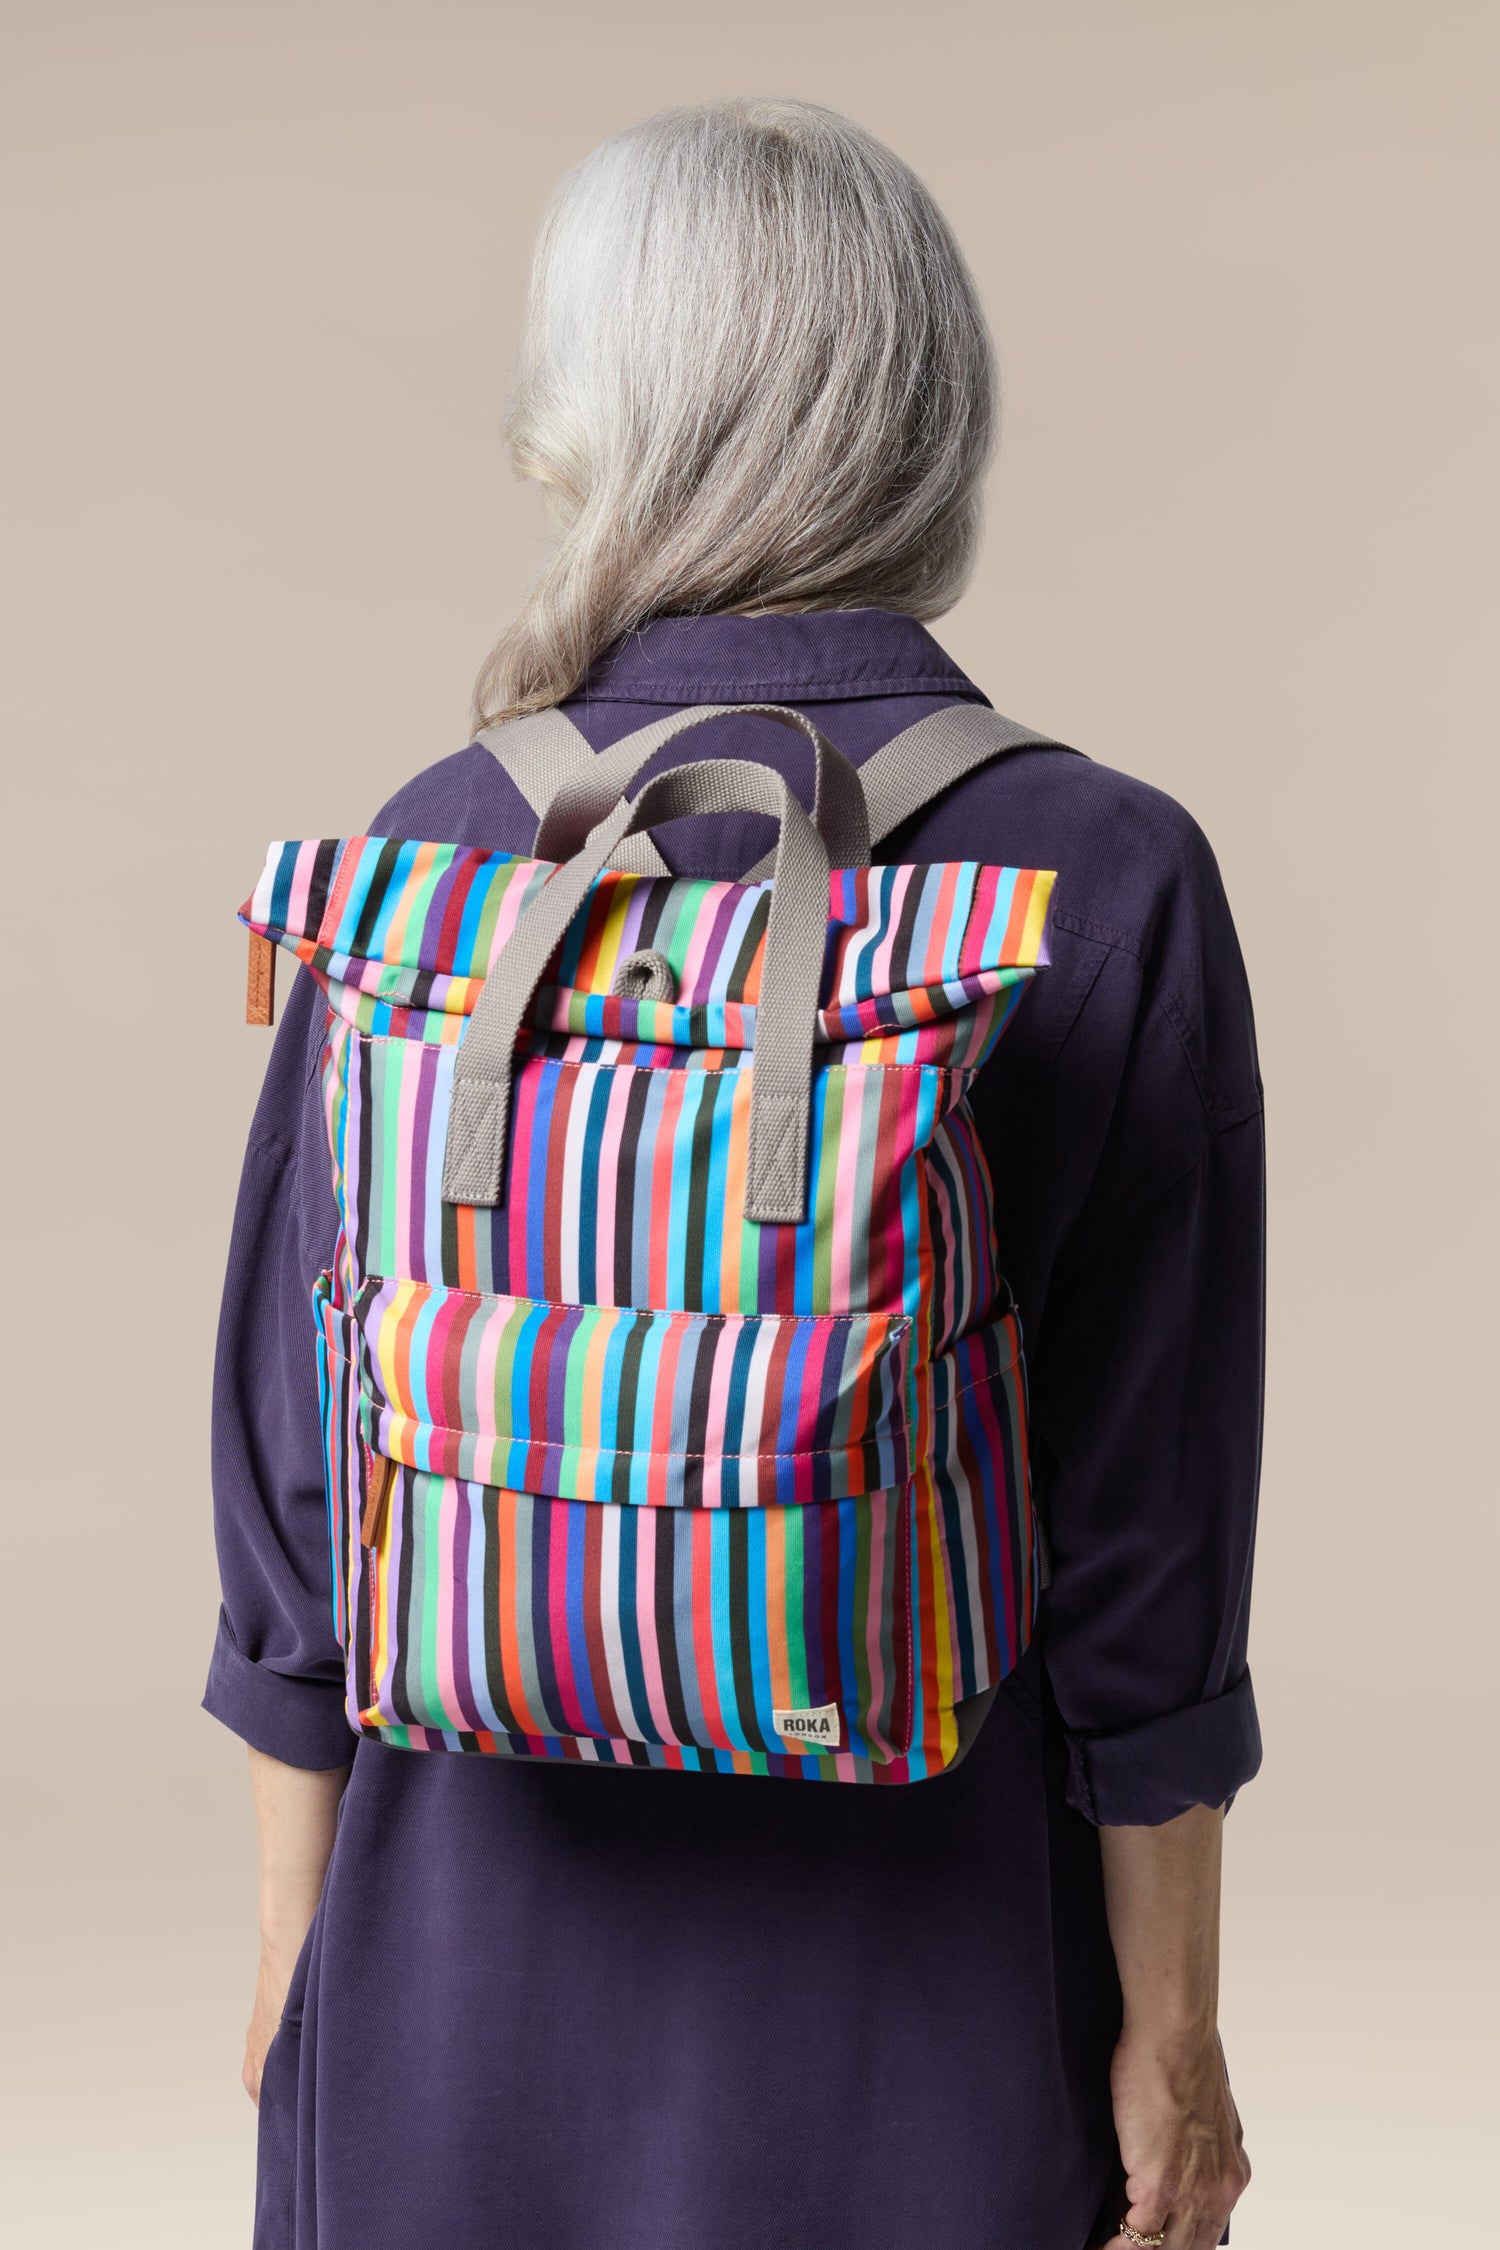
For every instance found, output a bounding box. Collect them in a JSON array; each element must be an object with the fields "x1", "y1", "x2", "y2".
[
  {"x1": 343, "y1": 1288, "x2": 919, "y2": 1772},
  {"x1": 352, "y1": 1463, "x2": 916, "y2": 1770}
]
